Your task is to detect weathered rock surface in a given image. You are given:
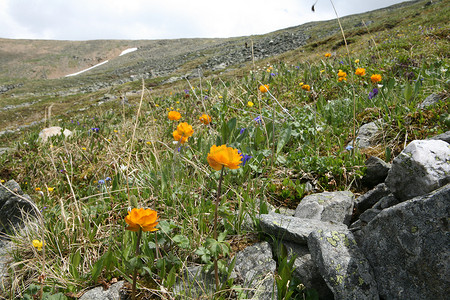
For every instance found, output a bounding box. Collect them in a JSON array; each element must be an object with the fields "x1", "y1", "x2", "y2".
[
  {"x1": 361, "y1": 156, "x2": 391, "y2": 188},
  {"x1": 0, "y1": 180, "x2": 37, "y2": 235},
  {"x1": 360, "y1": 183, "x2": 450, "y2": 300},
  {"x1": 385, "y1": 139, "x2": 450, "y2": 201},
  {"x1": 418, "y1": 93, "x2": 443, "y2": 109},
  {"x1": 308, "y1": 229, "x2": 379, "y2": 300},
  {"x1": 294, "y1": 191, "x2": 354, "y2": 225},
  {"x1": 233, "y1": 241, "x2": 277, "y2": 299},
  {"x1": 38, "y1": 126, "x2": 73, "y2": 142},
  {"x1": 259, "y1": 213, "x2": 347, "y2": 245},
  {"x1": 79, "y1": 281, "x2": 127, "y2": 300},
  {"x1": 283, "y1": 241, "x2": 333, "y2": 299},
  {"x1": 173, "y1": 265, "x2": 216, "y2": 298},
  {"x1": 428, "y1": 130, "x2": 450, "y2": 144},
  {"x1": 354, "y1": 183, "x2": 391, "y2": 218}
]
